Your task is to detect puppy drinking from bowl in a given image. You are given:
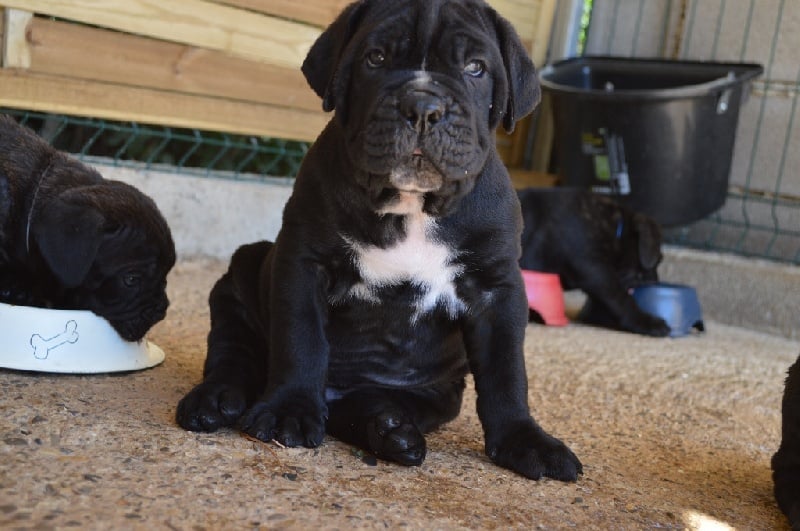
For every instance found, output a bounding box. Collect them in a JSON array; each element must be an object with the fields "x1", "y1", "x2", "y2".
[
  {"x1": 0, "y1": 116, "x2": 175, "y2": 342},
  {"x1": 518, "y1": 187, "x2": 671, "y2": 337}
]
